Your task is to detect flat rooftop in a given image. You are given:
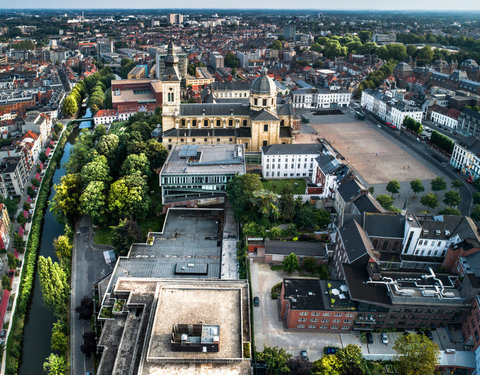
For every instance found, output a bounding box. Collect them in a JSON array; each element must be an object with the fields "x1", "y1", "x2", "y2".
[
  {"x1": 147, "y1": 285, "x2": 244, "y2": 361},
  {"x1": 161, "y1": 144, "x2": 246, "y2": 176},
  {"x1": 106, "y1": 209, "x2": 223, "y2": 295}
]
